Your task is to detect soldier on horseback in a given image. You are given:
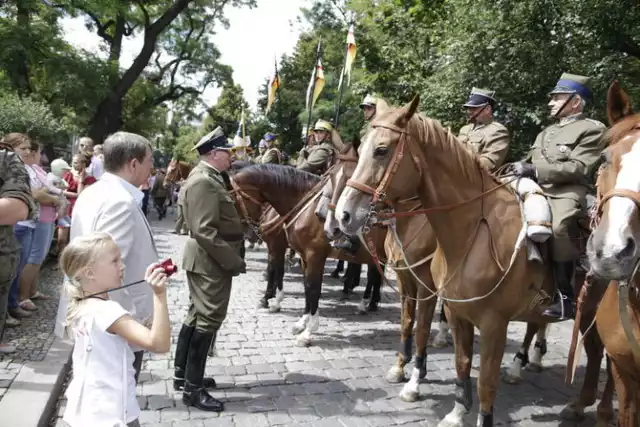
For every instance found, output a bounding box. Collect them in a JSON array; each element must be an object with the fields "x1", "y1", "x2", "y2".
[
  {"x1": 510, "y1": 73, "x2": 606, "y2": 319},
  {"x1": 458, "y1": 87, "x2": 510, "y2": 172},
  {"x1": 296, "y1": 119, "x2": 336, "y2": 174},
  {"x1": 259, "y1": 132, "x2": 282, "y2": 164}
]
